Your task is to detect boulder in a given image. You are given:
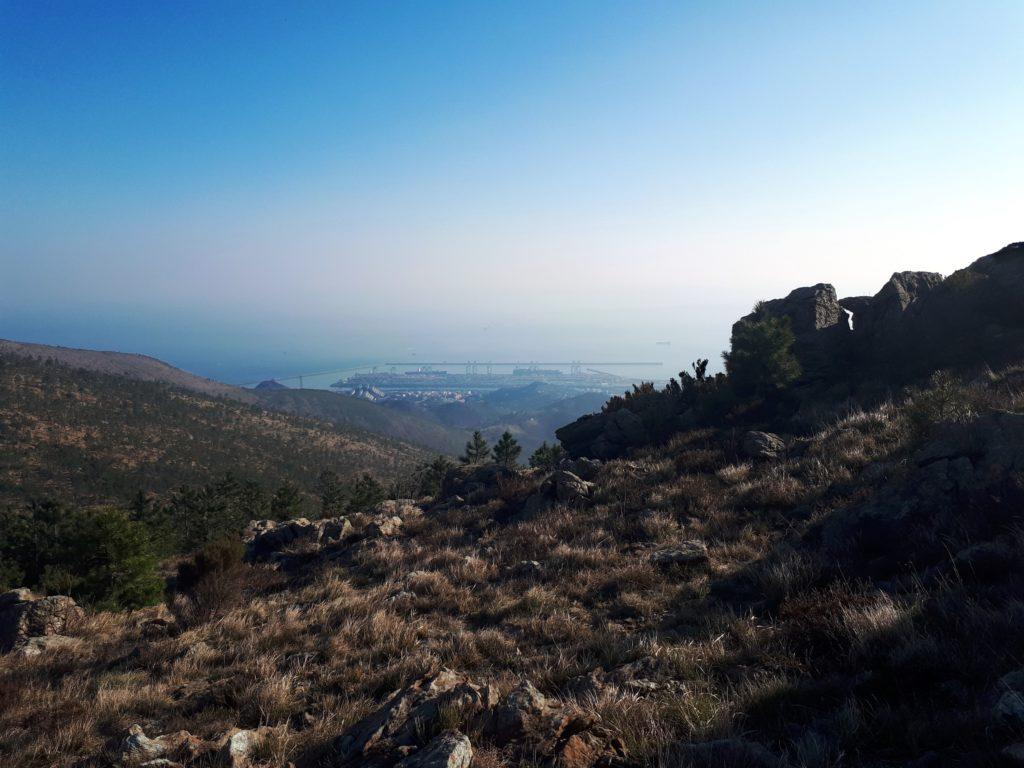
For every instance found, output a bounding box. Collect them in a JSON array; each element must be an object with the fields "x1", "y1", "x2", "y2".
[
  {"x1": 334, "y1": 670, "x2": 496, "y2": 761},
  {"x1": 367, "y1": 516, "x2": 403, "y2": 538},
  {"x1": 651, "y1": 541, "x2": 709, "y2": 568},
  {"x1": 488, "y1": 681, "x2": 568, "y2": 744},
  {"x1": 556, "y1": 407, "x2": 649, "y2": 460},
  {"x1": 742, "y1": 431, "x2": 786, "y2": 461},
  {"x1": 119, "y1": 725, "x2": 205, "y2": 763},
  {"x1": 552, "y1": 470, "x2": 593, "y2": 504},
  {"x1": 15, "y1": 634, "x2": 81, "y2": 658},
  {"x1": 371, "y1": 499, "x2": 422, "y2": 518},
  {"x1": 396, "y1": 730, "x2": 472, "y2": 768},
  {"x1": 120, "y1": 724, "x2": 169, "y2": 761},
  {"x1": 0, "y1": 590, "x2": 84, "y2": 653},
  {"x1": 558, "y1": 456, "x2": 602, "y2": 481},
  {"x1": 220, "y1": 728, "x2": 272, "y2": 767}
]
